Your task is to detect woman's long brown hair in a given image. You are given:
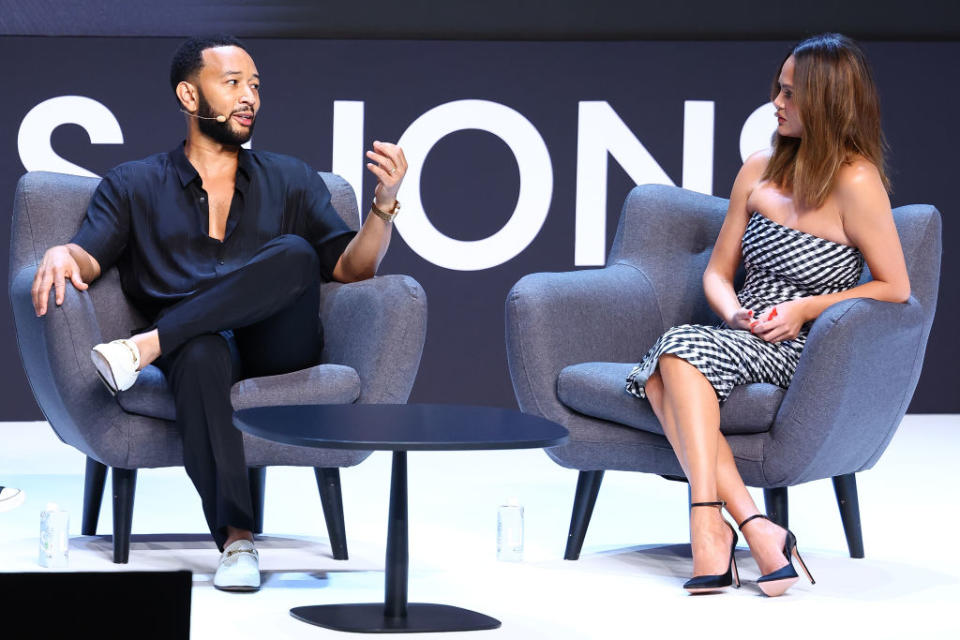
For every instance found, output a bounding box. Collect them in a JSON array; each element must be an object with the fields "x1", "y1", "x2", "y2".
[{"x1": 762, "y1": 34, "x2": 890, "y2": 209}]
